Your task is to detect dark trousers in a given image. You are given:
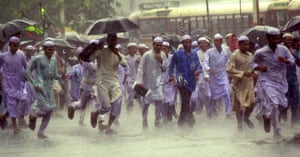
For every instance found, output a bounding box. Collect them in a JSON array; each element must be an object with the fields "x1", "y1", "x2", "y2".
[{"x1": 177, "y1": 86, "x2": 195, "y2": 127}]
